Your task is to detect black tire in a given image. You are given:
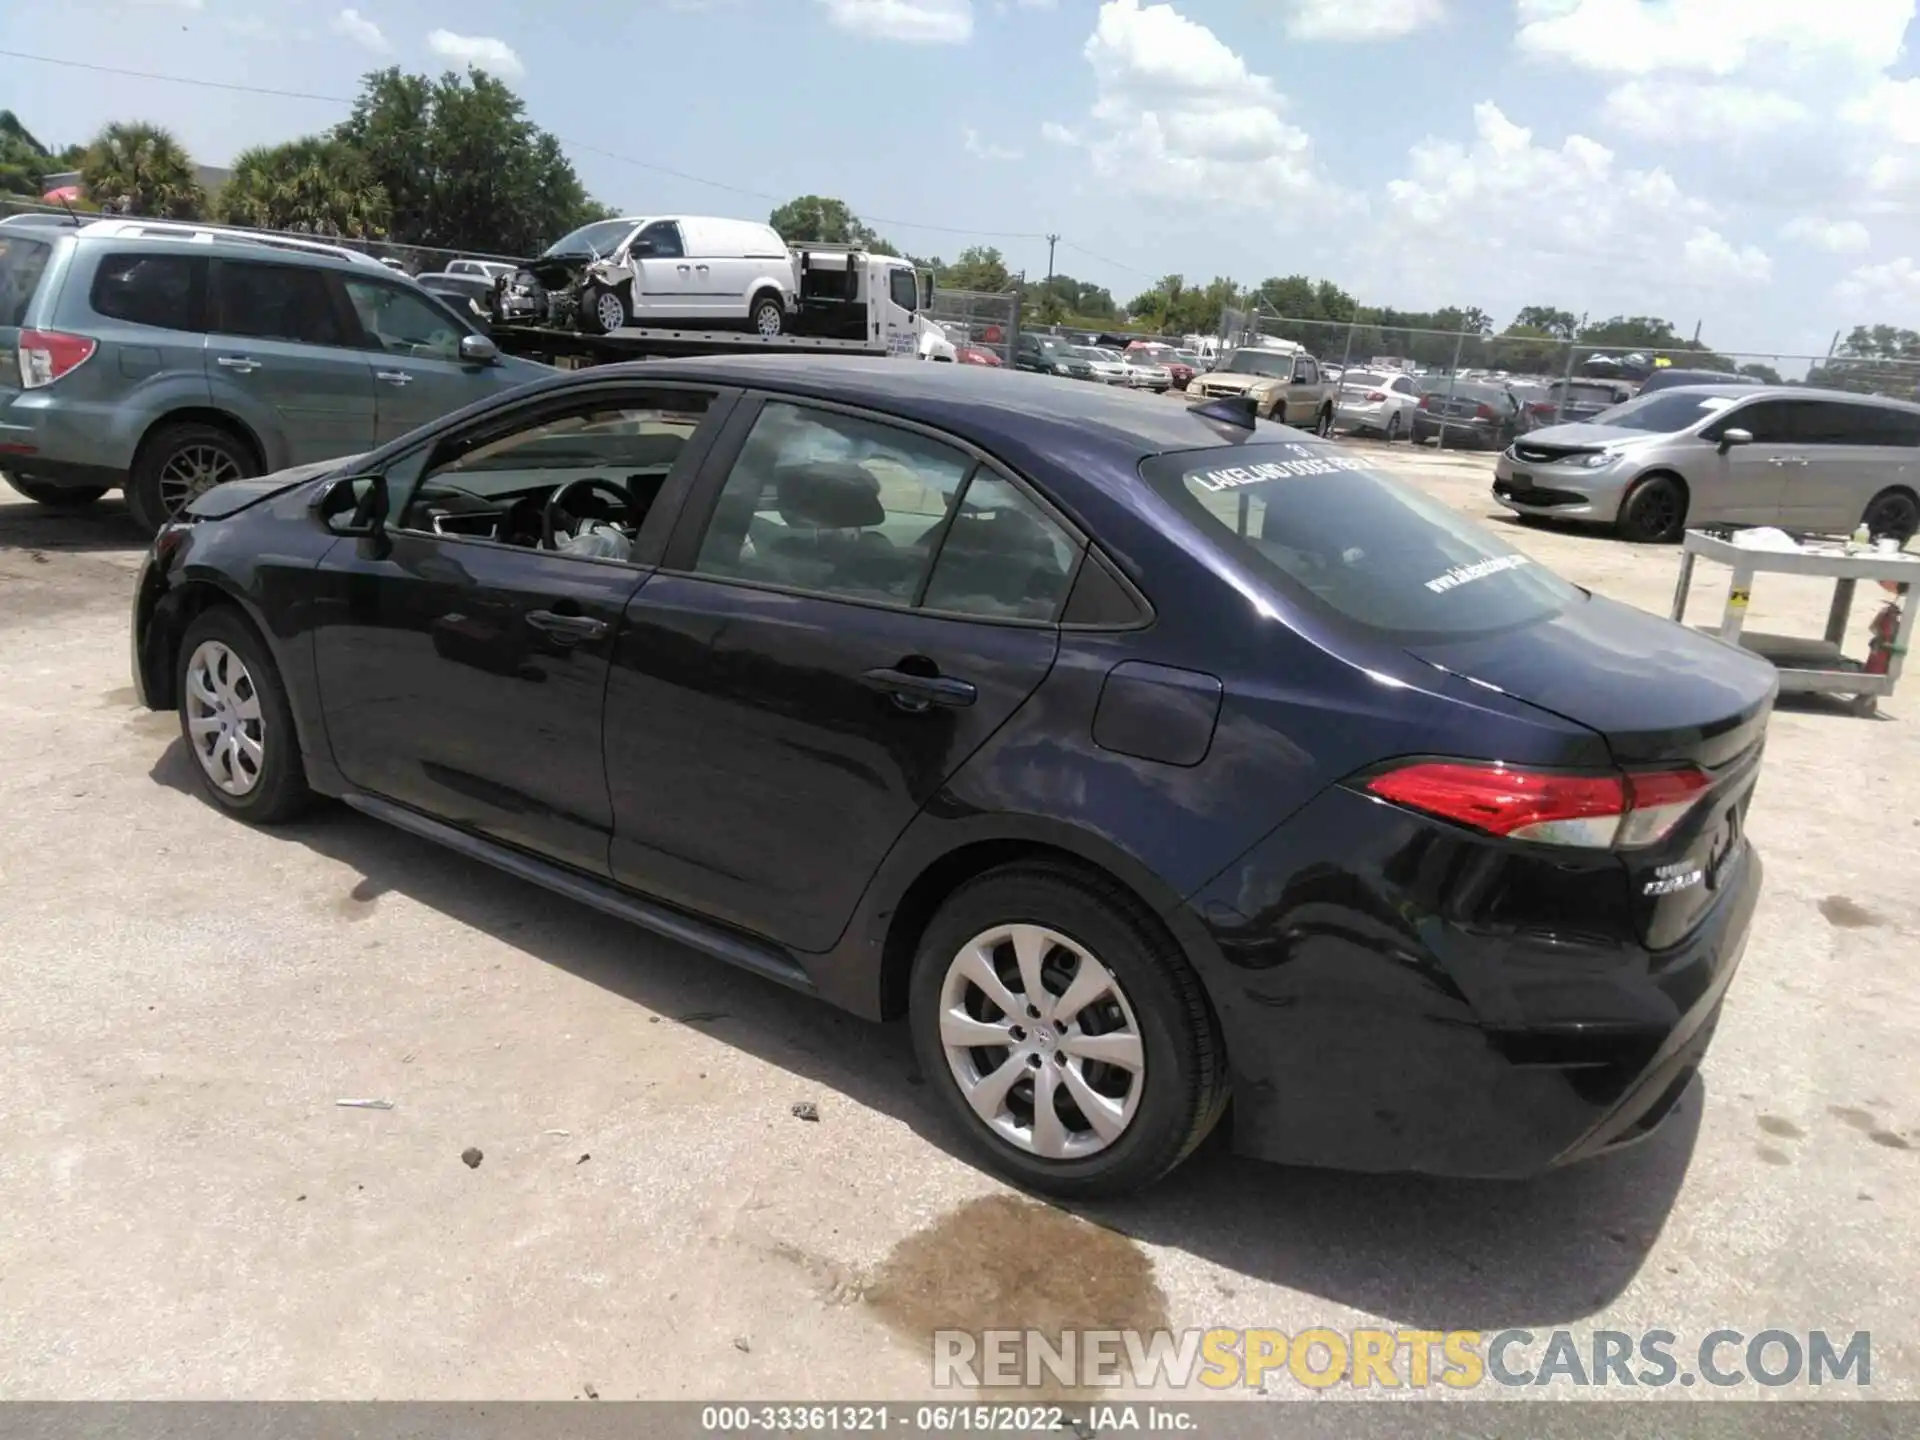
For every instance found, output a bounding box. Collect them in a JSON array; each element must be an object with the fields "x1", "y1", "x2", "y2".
[
  {"x1": 749, "y1": 290, "x2": 785, "y2": 337},
  {"x1": 127, "y1": 422, "x2": 258, "y2": 536},
  {"x1": 1616, "y1": 473, "x2": 1687, "y2": 544},
  {"x1": 1315, "y1": 405, "x2": 1334, "y2": 438},
  {"x1": 1863, "y1": 488, "x2": 1919, "y2": 544},
  {"x1": 1385, "y1": 412, "x2": 1403, "y2": 443},
  {"x1": 908, "y1": 862, "x2": 1228, "y2": 1199},
  {"x1": 579, "y1": 281, "x2": 628, "y2": 336},
  {"x1": 174, "y1": 606, "x2": 312, "y2": 826},
  {"x1": 7, "y1": 475, "x2": 107, "y2": 508}
]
